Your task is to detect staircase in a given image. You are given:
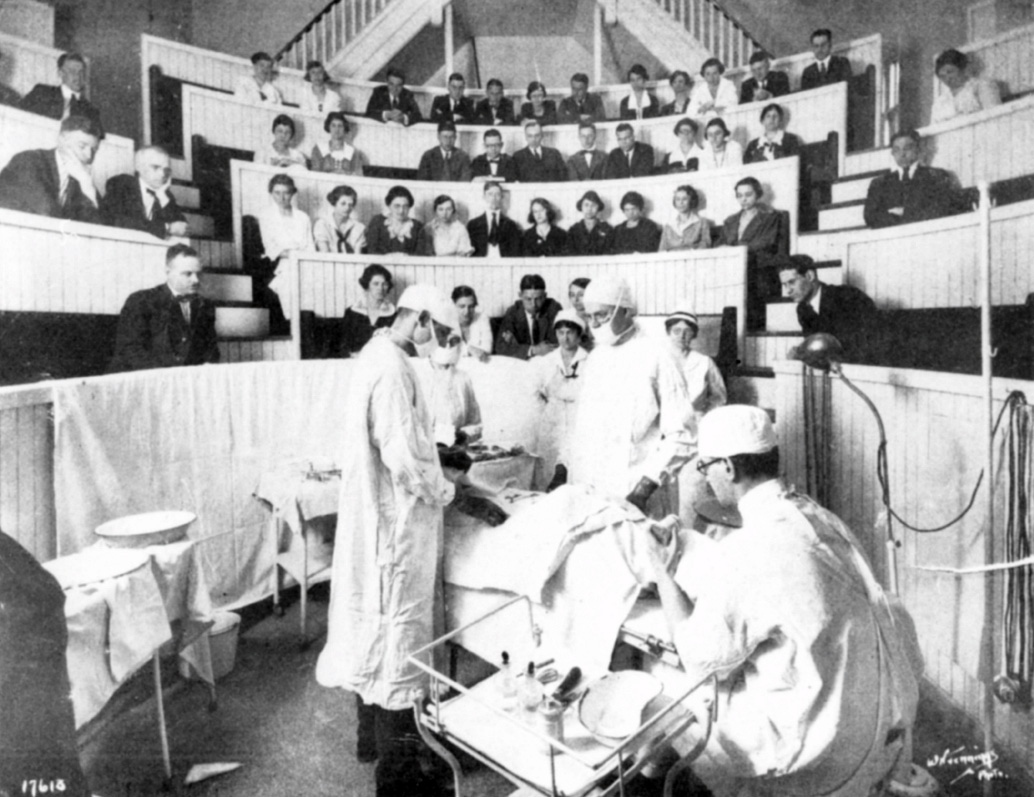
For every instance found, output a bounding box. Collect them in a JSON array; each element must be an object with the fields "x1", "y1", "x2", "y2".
[{"x1": 642, "y1": 0, "x2": 763, "y2": 70}]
